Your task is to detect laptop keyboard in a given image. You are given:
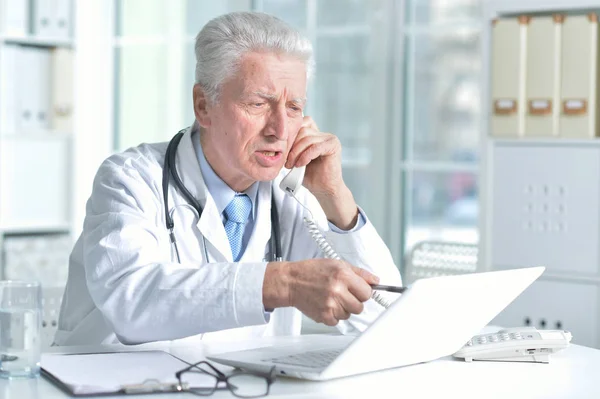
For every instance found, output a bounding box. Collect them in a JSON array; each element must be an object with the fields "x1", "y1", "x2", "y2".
[{"x1": 262, "y1": 348, "x2": 343, "y2": 369}]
